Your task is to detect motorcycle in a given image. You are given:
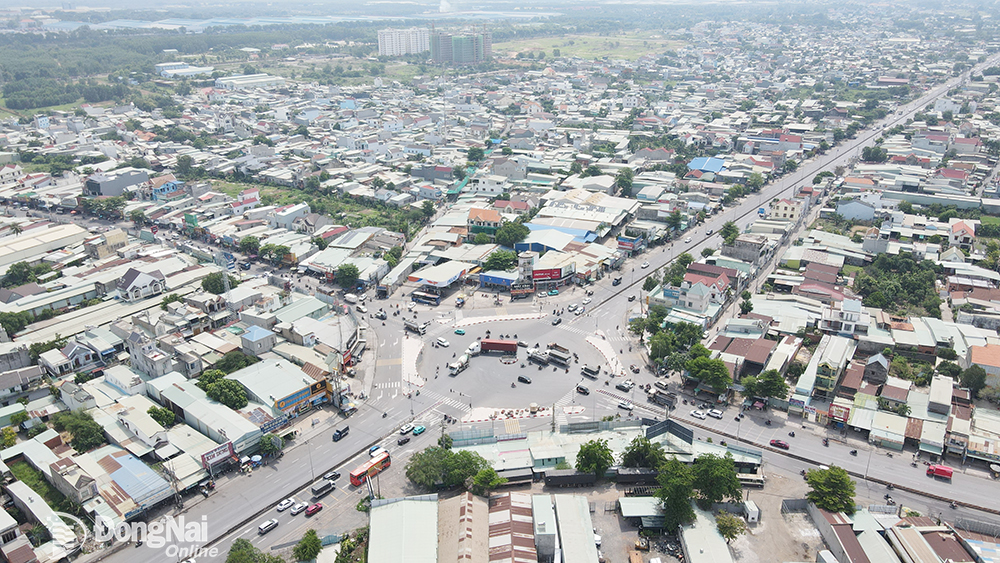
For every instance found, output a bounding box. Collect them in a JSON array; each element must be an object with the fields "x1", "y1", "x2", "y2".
[
  {"x1": 823, "y1": 438, "x2": 829, "y2": 447},
  {"x1": 788, "y1": 431, "x2": 795, "y2": 437},
  {"x1": 765, "y1": 419, "x2": 772, "y2": 426},
  {"x1": 850, "y1": 450, "x2": 858, "y2": 456},
  {"x1": 886, "y1": 483, "x2": 894, "y2": 490},
  {"x1": 511, "y1": 383, "x2": 516, "y2": 388},
  {"x1": 951, "y1": 502, "x2": 957, "y2": 509},
  {"x1": 382, "y1": 412, "x2": 387, "y2": 418}
]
